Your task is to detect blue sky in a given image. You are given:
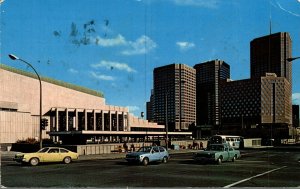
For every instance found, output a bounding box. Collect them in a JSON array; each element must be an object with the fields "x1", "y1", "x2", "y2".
[{"x1": 1, "y1": 0, "x2": 300, "y2": 116}]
